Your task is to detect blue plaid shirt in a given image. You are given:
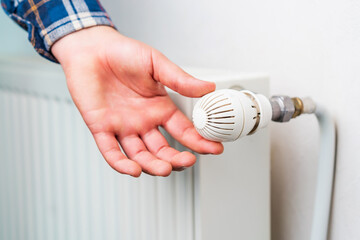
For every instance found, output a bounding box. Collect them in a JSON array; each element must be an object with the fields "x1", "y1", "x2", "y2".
[{"x1": 1, "y1": 0, "x2": 114, "y2": 62}]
